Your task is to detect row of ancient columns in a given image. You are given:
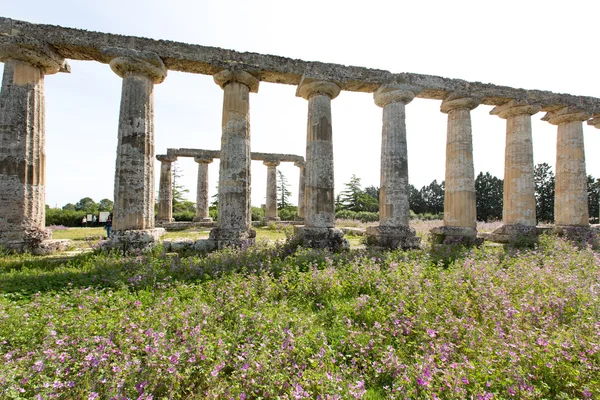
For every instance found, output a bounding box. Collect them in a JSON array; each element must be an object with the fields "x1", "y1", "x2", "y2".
[
  {"x1": 0, "y1": 39, "x2": 596, "y2": 251},
  {"x1": 155, "y1": 155, "x2": 306, "y2": 223}
]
